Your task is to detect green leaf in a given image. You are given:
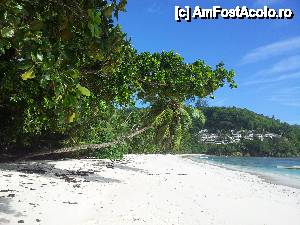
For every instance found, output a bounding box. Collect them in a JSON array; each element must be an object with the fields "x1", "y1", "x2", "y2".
[
  {"x1": 1, "y1": 27, "x2": 15, "y2": 38},
  {"x1": 21, "y1": 67, "x2": 35, "y2": 80},
  {"x1": 77, "y1": 84, "x2": 91, "y2": 96},
  {"x1": 94, "y1": 12, "x2": 101, "y2": 24},
  {"x1": 230, "y1": 83, "x2": 238, "y2": 89},
  {"x1": 69, "y1": 69, "x2": 80, "y2": 79},
  {"x1": 68, "y1": 112, "x2": 76, "y2": 123},
  {"x1": 15, "y1": 4, "x2": 23, "y2": 10},
  {"x1": 36, "y1": 53, "x2": 43, "y2": 61},
  {"x1": 104, "y1": 5, "x2": 114, "y2": 17},
  {"x1": 88, "y1": 24, "x2": 95, "y2": 37}
]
